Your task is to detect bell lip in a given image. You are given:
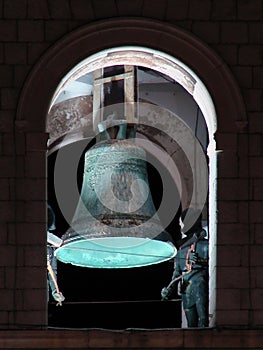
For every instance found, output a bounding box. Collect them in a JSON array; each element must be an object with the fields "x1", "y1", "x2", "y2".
[{"x1": 55, "y1": 236, "x2": 176, "y2": 269}]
